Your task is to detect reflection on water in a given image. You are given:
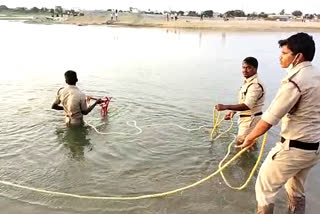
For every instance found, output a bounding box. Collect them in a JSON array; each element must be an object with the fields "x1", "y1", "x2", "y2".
[
  {"x1": 56, "y1": 126, "x2": 92, "y2": 160},
  {"x1": 221, "y1": 32, "x2": 226, "y2": 46}
]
